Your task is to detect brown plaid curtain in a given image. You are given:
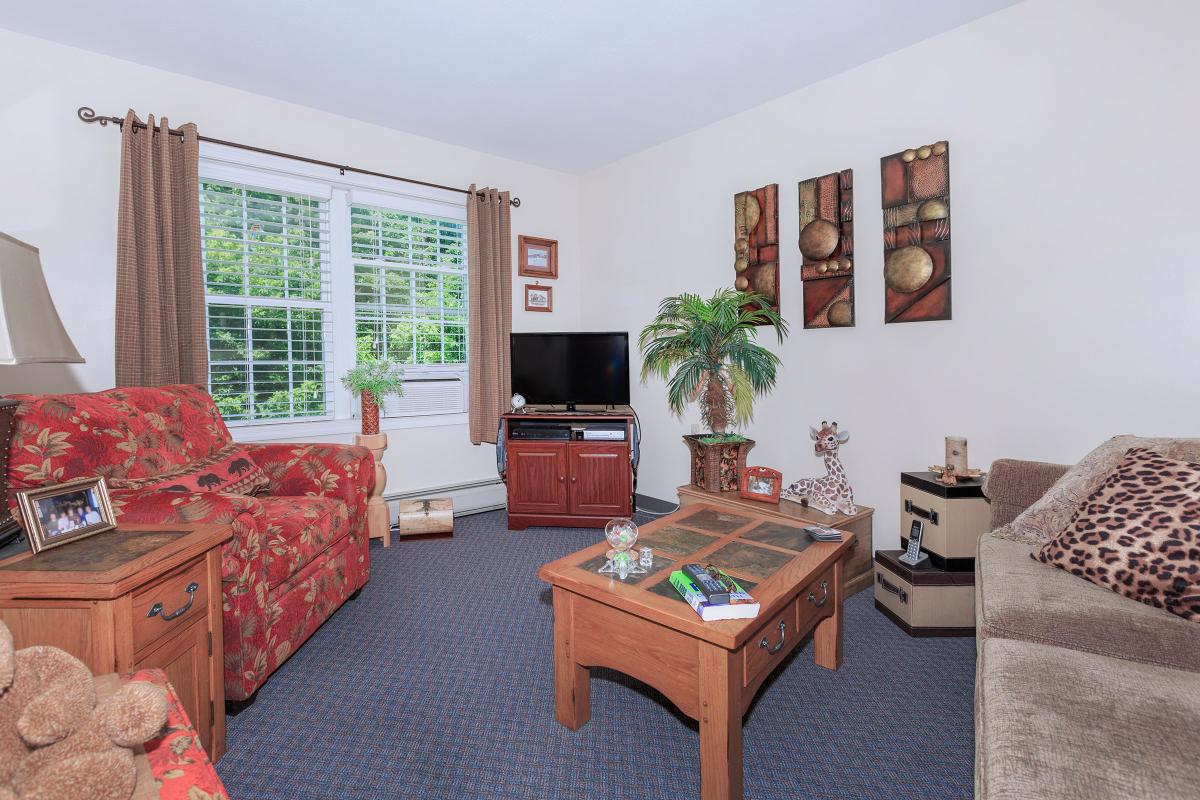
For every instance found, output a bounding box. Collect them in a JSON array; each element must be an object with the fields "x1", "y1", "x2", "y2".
[
  {"x1": 466, "y1": 185, "x2": 512, "y2": 445},
  {"x1": 114, "y1": 110, "x2": 207, "y2": 387}
]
